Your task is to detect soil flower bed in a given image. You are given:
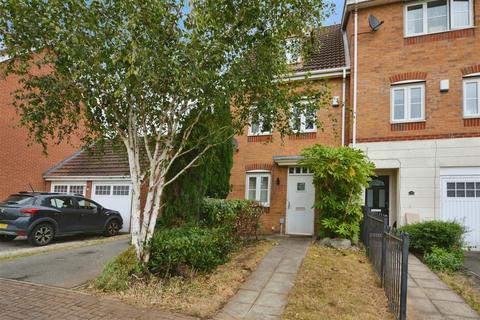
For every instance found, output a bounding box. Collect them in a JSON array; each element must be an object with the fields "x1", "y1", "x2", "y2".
[{"x1": 86, "y1": 240, "x2": 274, "y2": 318}]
